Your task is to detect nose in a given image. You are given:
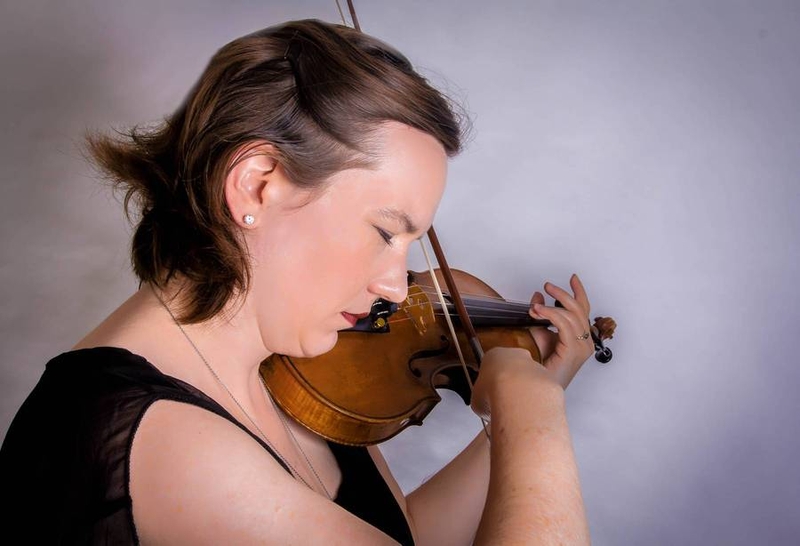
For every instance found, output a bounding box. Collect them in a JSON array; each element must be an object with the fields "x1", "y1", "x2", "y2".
[{"x1": 368, "y1": 258, "x2": 409, "y2": 304}]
